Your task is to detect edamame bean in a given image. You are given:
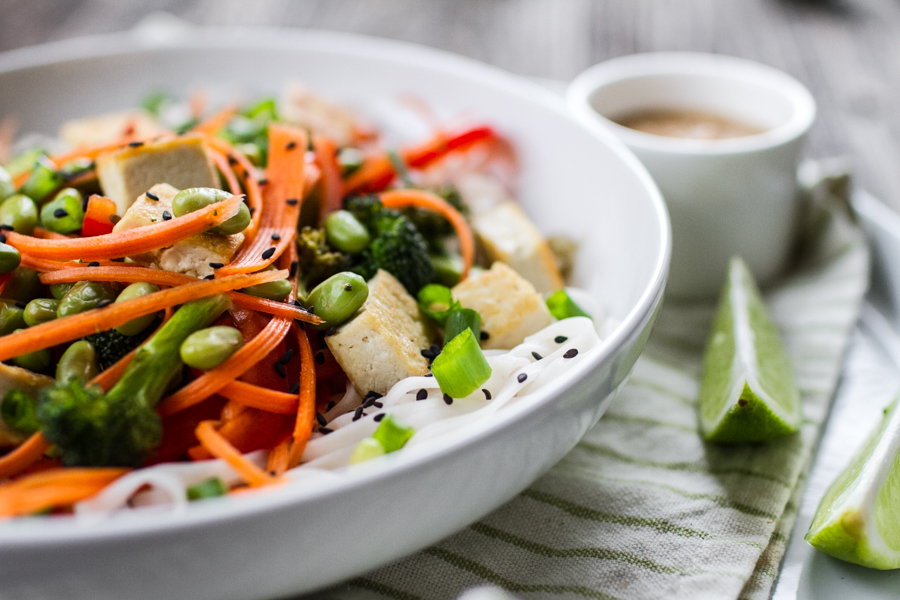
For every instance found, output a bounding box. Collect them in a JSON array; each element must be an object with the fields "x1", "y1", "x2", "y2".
[
  {"x1": 0, "y1": 165, "x2": 14, "y2": 201},
  {"x1": 1, "y1": 268, "x2": 40, "y2": 303},
  {"x1": 240, "y1": 278, "x2": 292, "y2": 302},
  {"x1": 0, "y1": 304, "x2": 25, "y2": 336},
  {"x1": 0, "y1": 244, "x2": 21, "y2": 275},
  {"x1": 324, "y1": 210, "x2": 371, "y2": 253},
  {"x1": 56, "y1": 340, "x2": 100, "y2": 384},
  {"x1": 180, "y1": 326, "x2": 244, "y2": 370},
  {"x1": 19, "y1": 156, "x2": 62, "y2": 203},
  {"x1": 49, "y1": 282, "x2": 74, "y2": 300},
  {"x1": 171, "y1": 187, "x2": 251, "y2": 235},
  {"x1": 11, "y1": 331, "x2": 51, "y2": 372},
  {"x1": 23, "y1": 298, "x2": 59, "y2": 327},
  {"x1": 0, "y1": 194, "x2": 39, "y2": 235},
  {"x1": 57, "y1": 281, "x2": 119, "y2": 318},
  {"x1": 114, "y1": 282, "x2": 161, "y2": 336},
  {"x1": 40, "y1": 188, "x2": 85, "y2": 234},
  {"x1": 307, "y1": 272, "x2": 368, "y2": 330}
]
